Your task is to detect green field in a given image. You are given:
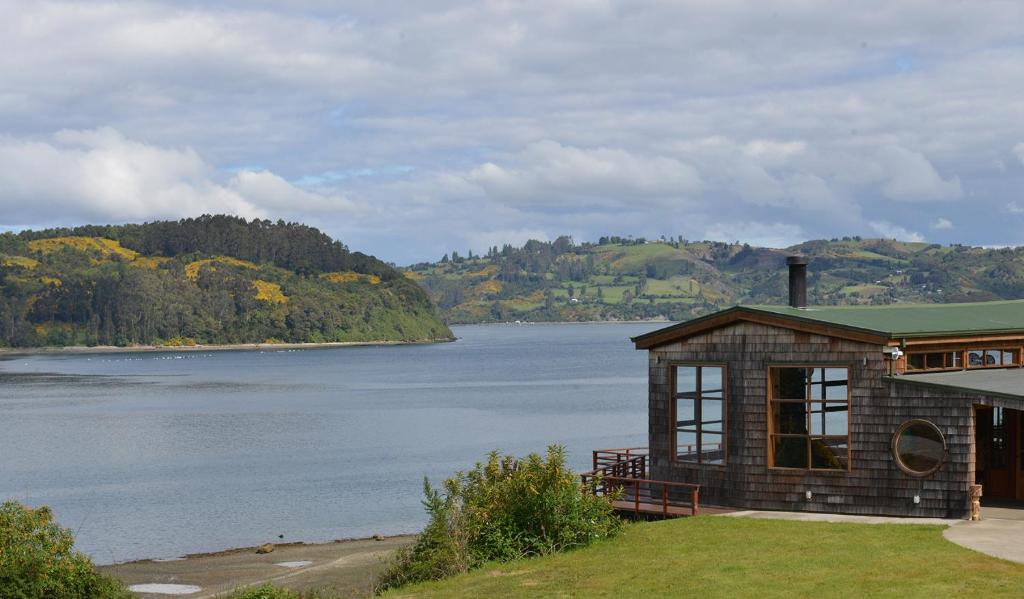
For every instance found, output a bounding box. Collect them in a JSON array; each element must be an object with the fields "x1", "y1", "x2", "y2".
[
  {"x1": 388, "y1": 517, "x2": 1024, "y2": 598},
  {"x1": 408, "y1": 237, "x2": 1024, "y2": 324}
]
